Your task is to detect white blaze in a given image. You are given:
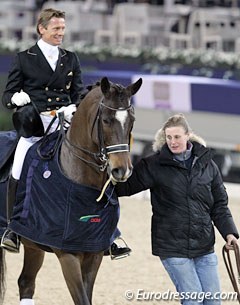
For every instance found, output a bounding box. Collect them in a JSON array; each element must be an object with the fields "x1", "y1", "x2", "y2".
[{"x1": 115, "y1": 110, "x2": 128, "y2": 129}]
